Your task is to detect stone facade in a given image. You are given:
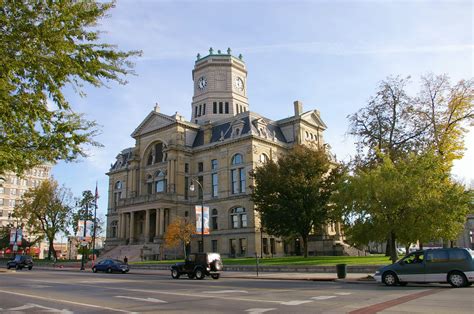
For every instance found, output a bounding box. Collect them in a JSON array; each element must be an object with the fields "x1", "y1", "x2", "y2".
[{"x1": 105, "y1": 50, "x2": 343, "y2": 259}]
